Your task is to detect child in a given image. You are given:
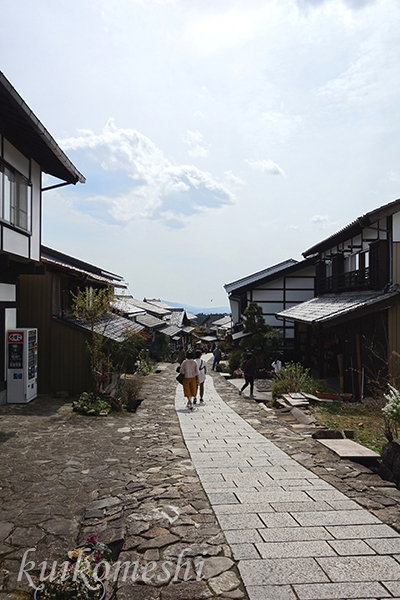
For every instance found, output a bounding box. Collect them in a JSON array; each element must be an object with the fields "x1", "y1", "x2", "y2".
[{"x1": 195, "y1": 350, "x2": 207, "y2": 404}]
